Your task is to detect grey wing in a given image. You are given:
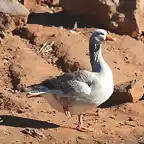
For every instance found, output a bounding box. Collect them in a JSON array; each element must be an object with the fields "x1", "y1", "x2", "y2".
[
  {"x1": 42, "y1": 70, "x2": 95, "y2": 94},
  {"x1": 41, "y1": 70, "x2": 97, "y2": 102}
]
